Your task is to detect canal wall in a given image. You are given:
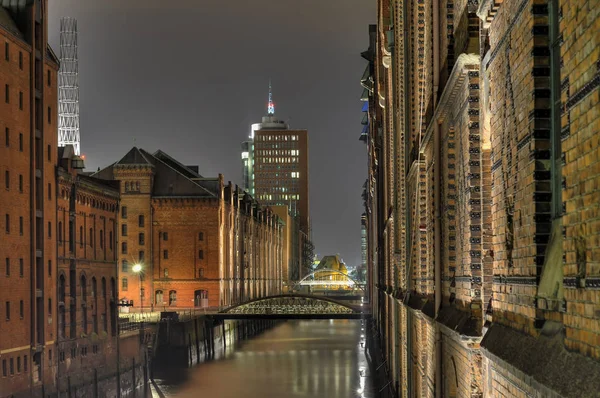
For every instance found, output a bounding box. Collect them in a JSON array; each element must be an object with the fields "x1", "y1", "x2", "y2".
[
  {"x1": 365, "y1": 318, "x2": 395, "y2": 398},
  {"x1": 152, "y1": 317, "x2": 276, "y2": 375},
  {"x1": 16, "y1": 332, "x2": 151, "y2": 398}
]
